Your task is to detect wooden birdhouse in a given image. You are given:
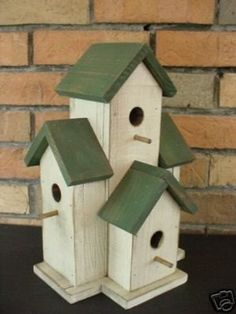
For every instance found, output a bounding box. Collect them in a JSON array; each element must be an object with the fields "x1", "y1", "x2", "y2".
[
  {"x1": 99, "y1": 161, "x2": 197, "y2": 308},
  {"x1": 25, "y1": 118, "x2": 113, "y2": 300},
  {"x1": 25, "y1": 42, "x2": 197, "y2": 309}
]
